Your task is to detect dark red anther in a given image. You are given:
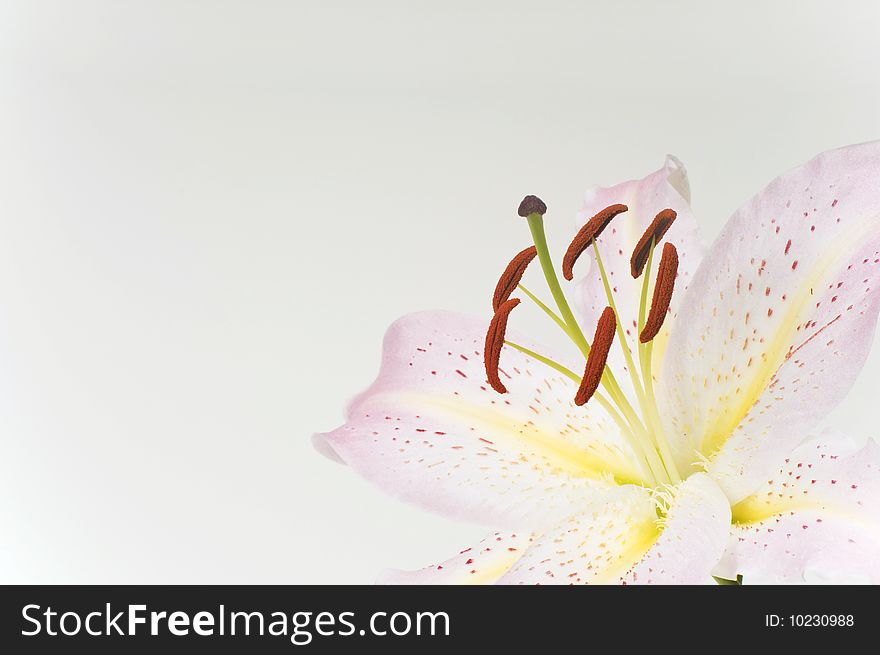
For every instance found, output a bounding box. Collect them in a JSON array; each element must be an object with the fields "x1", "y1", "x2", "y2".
[
  {"x1": 575, "y1": 306, "x2": 616, "y2": 406},
  {"x1": 562, "y1": 204, "x2": 628, "y2": 281},
  {"x1": 492, "y1": 246, "x2": 538, "y2": 311},
  {"x1": 640, "y1": 242, "x2": 679, "y2": 343},
  {"x1": 484, "y1": 298, "x2": 521, "y2": 394},
  {"x1": 630, "y1": 208, "x2": 677, "y2": 278}
]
